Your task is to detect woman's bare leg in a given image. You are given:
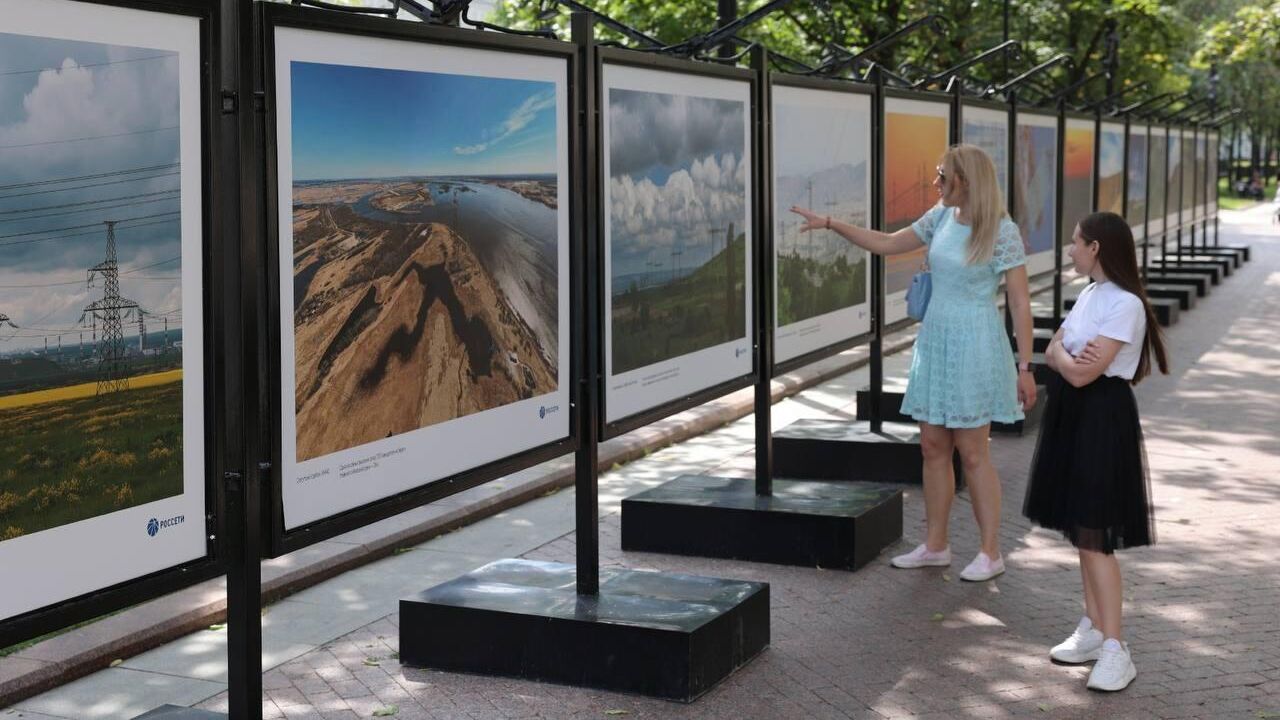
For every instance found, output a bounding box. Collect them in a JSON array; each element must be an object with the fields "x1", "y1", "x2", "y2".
[
  {"x1": 953, "y1": 425, "x2": 1001, "y2": 559},
  {"x1": 1080, "y1": 548, "x2": 1123, "y2": 639},
  {"x1": 1080, "y1": 549, "x2": 1102, "y2": 629},
  {"x1": 919, "y1": 423, "x2": 956, "y2": 552}
]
